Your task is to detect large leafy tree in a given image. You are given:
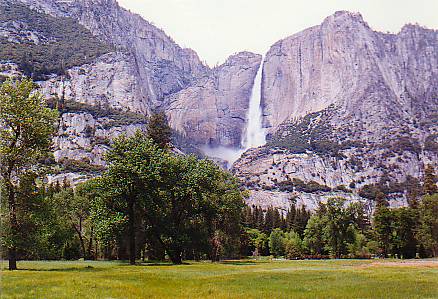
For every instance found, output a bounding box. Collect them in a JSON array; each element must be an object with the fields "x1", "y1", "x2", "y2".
[
  {"x1": 145, "y1": 154, "x2": 243, "y2": 263},
  {"x1": 97, "y1": 132, "x2": 165, "y2": 265},
  {"x1": 417, "y1": 194, "x2": 438, "y2": 257},
  {"x1": 0, "y1": 78, "x2": 58, "y2": 270},
  {"x1": 95, "y1": 131, "x2": 243, "y2": 264},
  {"x1": 373, "y1": 206, "x2": 394, "y2": 257},
  {"x1": 322, "y1": 198, "x2": 357, "y2": 258}
]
